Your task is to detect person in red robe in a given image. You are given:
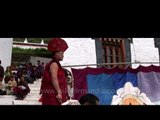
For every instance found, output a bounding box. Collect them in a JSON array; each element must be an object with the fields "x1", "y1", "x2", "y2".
[
  {"x1": 40, "y1": 38, "x2": 69, "y2": 105},
  {"x1": 13, "y1": 76, "x2": 30, "y2": 100}
]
